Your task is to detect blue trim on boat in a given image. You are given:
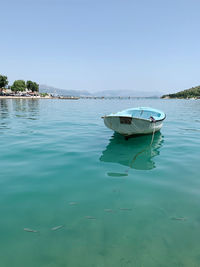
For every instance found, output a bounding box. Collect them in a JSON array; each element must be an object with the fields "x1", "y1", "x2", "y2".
[{"x1": 106, "y1": 107, "x2": 166, "y2": 122}]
